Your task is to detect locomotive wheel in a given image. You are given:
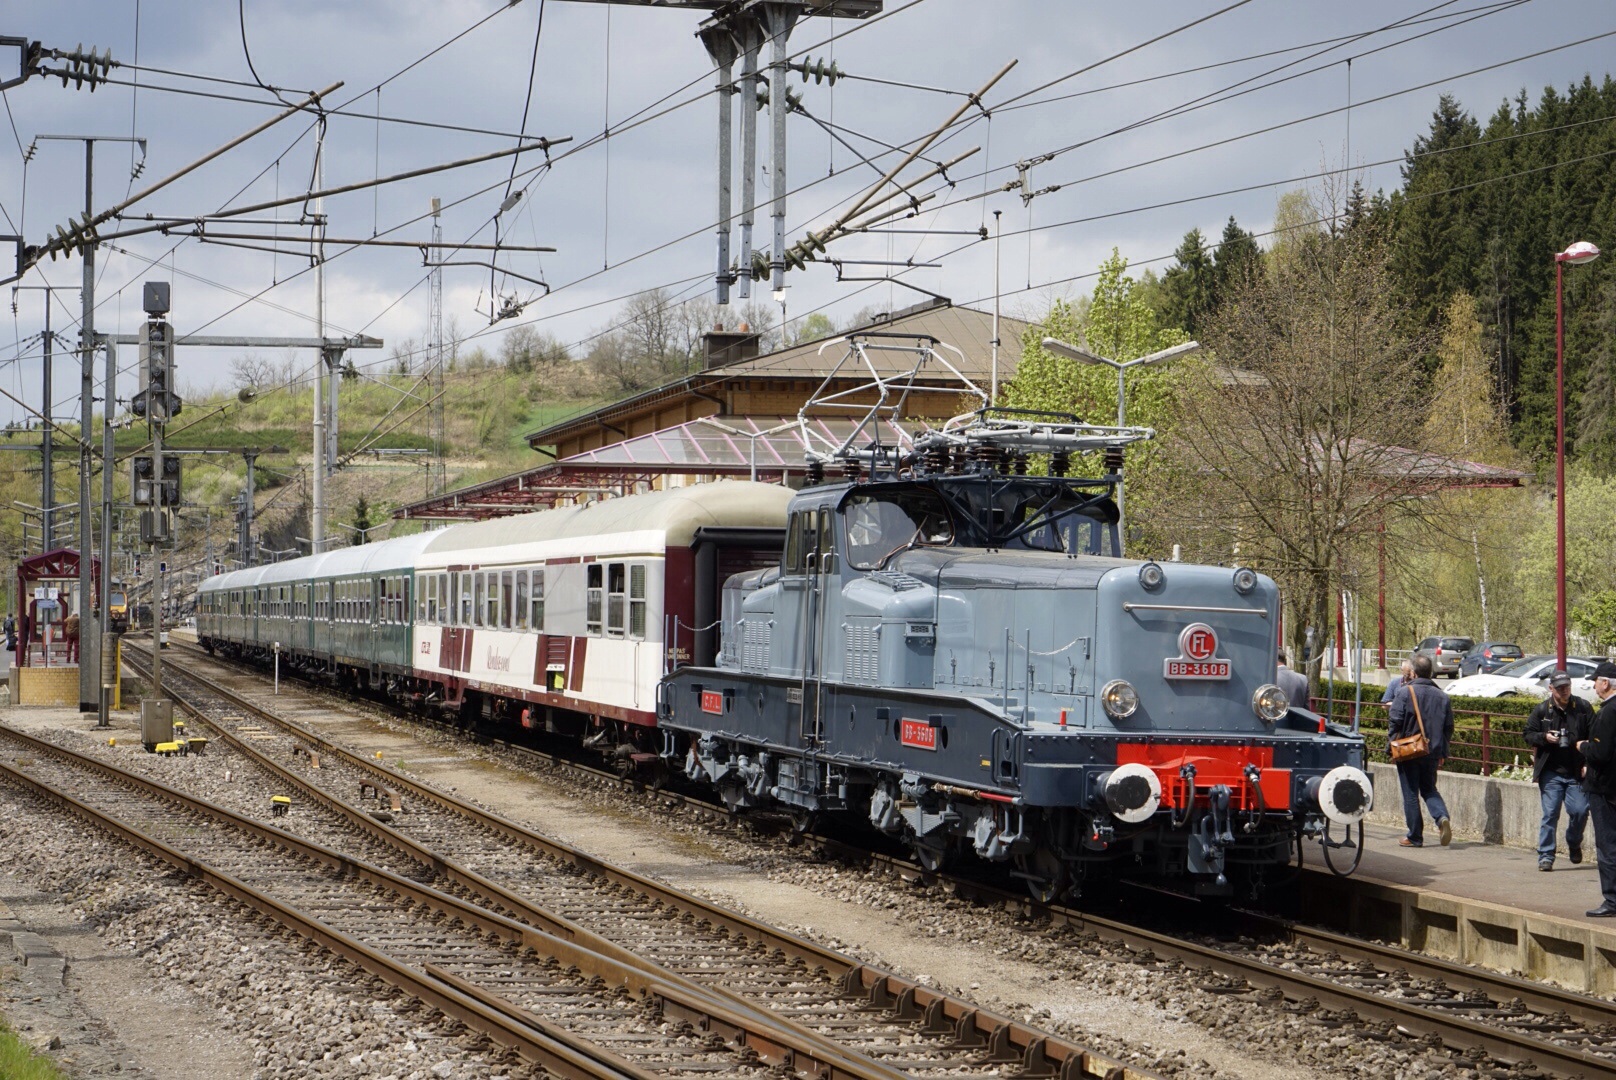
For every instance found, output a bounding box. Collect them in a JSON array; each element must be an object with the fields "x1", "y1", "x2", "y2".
[
  {"x1": 1016, "y1": 844, "x2": 1068, "y2": 904},
  {"x1": 789, "y1": 808, "x2": 818, "y2": 835},
  {"x1": 909, "y1": 838, "x2": 949, "y2": 873}
]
